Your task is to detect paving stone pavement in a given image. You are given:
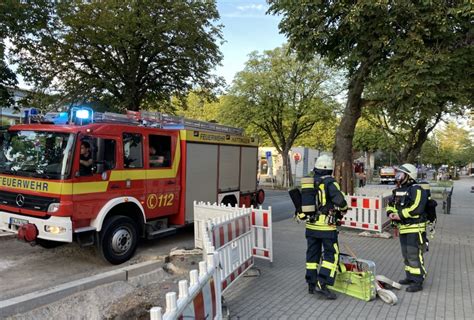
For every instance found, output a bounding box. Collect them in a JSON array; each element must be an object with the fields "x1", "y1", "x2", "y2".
[{"x1": 224, "y1": 178, "x2": 474, "y2": 320}]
